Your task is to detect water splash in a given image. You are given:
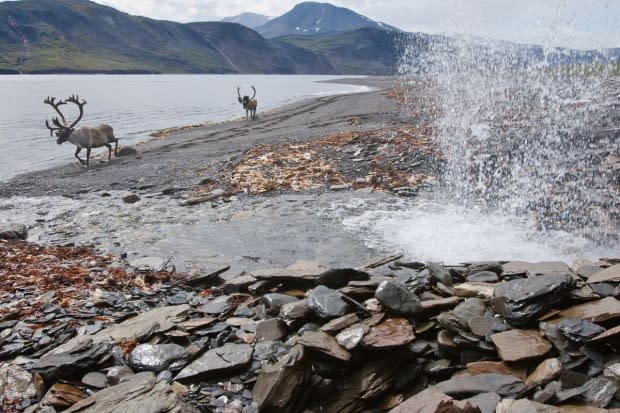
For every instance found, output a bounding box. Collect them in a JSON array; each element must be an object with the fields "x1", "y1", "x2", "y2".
[{"x1": 367, "y1": 27, "x2": 619, "y2": 262}]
